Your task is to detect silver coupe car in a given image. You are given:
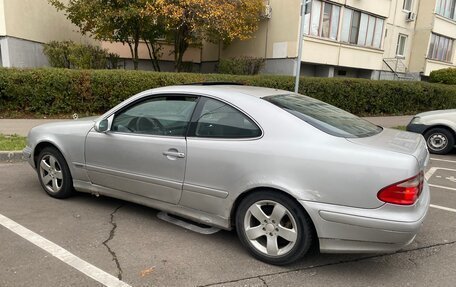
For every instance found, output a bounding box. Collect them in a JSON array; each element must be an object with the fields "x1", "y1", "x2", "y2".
[{"x1": 24, "y1": 84, "x2": 430, "y2": 265}]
